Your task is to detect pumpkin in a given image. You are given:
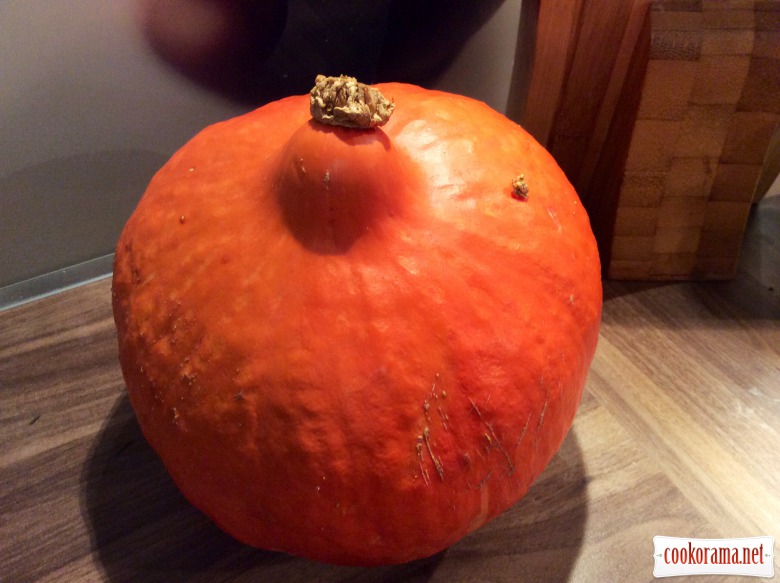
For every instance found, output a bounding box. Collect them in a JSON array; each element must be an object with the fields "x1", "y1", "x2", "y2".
[{"x1": 112, "y1": 75, "x2": 602, "y2": 566}]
